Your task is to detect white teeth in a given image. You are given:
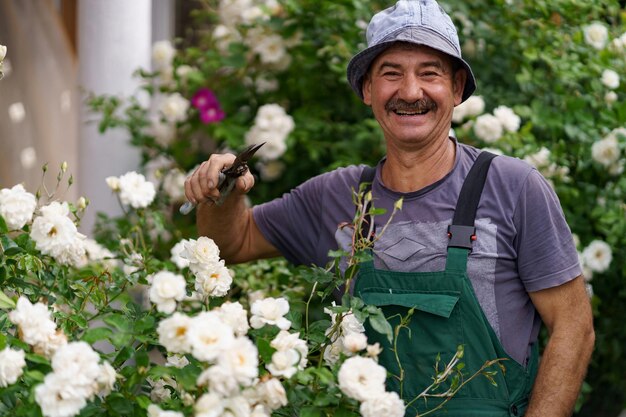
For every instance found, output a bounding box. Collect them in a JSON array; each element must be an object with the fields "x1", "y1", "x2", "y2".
[{"x1": 394, "y1": 110, "x2": 426, "y2": 116}]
